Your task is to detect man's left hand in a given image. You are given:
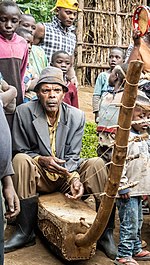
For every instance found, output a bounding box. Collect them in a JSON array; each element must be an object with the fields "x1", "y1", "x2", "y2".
[{"x1": 66, "y1": 178, "x2": 84, "y2": 200}]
